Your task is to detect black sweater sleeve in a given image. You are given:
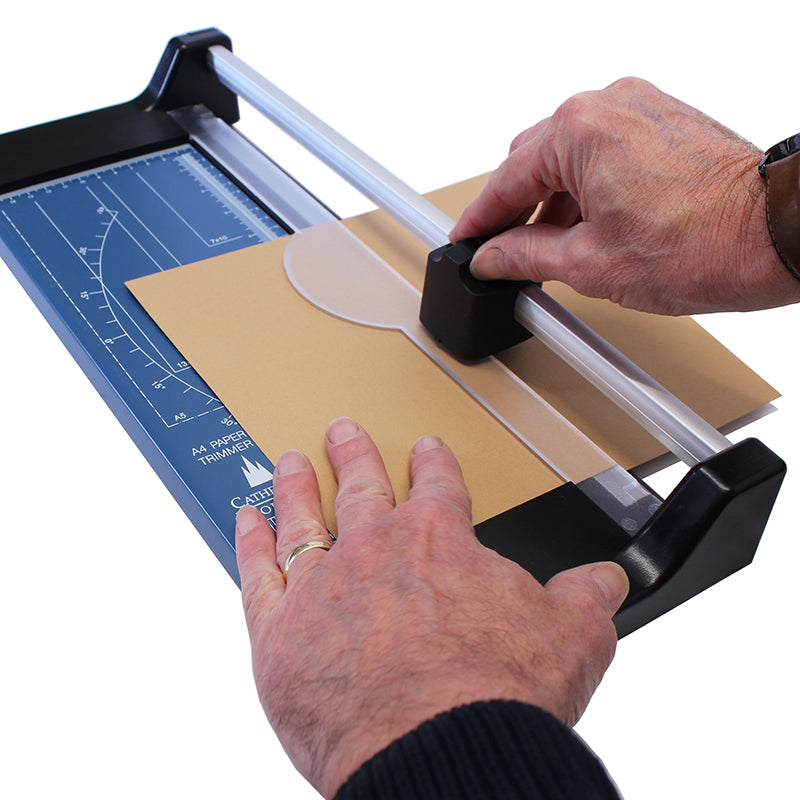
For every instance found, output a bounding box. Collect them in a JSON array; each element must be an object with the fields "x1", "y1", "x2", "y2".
[{"x1": 333, "y1": 700, "x2": 621, "y2": 800}]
